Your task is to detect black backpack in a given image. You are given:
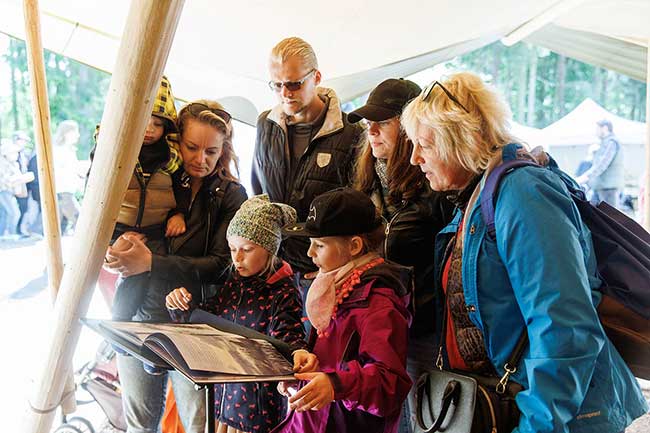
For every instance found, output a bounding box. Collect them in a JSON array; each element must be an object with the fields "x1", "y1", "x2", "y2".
[{"x1": 481, "y1": 144, "x2": 650, "y2": 379}]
